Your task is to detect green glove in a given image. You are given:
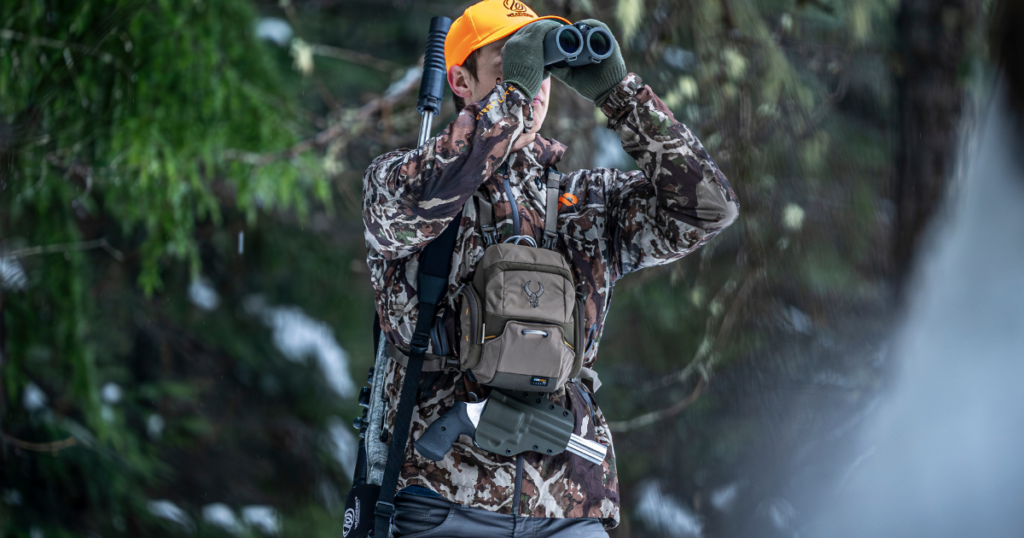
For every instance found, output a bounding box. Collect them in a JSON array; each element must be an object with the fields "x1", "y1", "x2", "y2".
[
  {"x1": 548, "y1": 19, "x2": 627, "y2": 105},
  {"x1": 501, "y1": 19, "x2": 563, "y2": 98}
]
